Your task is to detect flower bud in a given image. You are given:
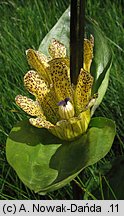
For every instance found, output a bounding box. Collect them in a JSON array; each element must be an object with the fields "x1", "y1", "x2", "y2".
[{"x1": 58, "y1": 98, "x2": 74, "y2": 120}]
